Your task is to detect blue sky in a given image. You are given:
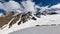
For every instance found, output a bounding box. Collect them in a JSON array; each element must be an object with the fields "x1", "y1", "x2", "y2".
[{"x1": 4, "y1": 0, "x2": 60, "y2": 7}]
